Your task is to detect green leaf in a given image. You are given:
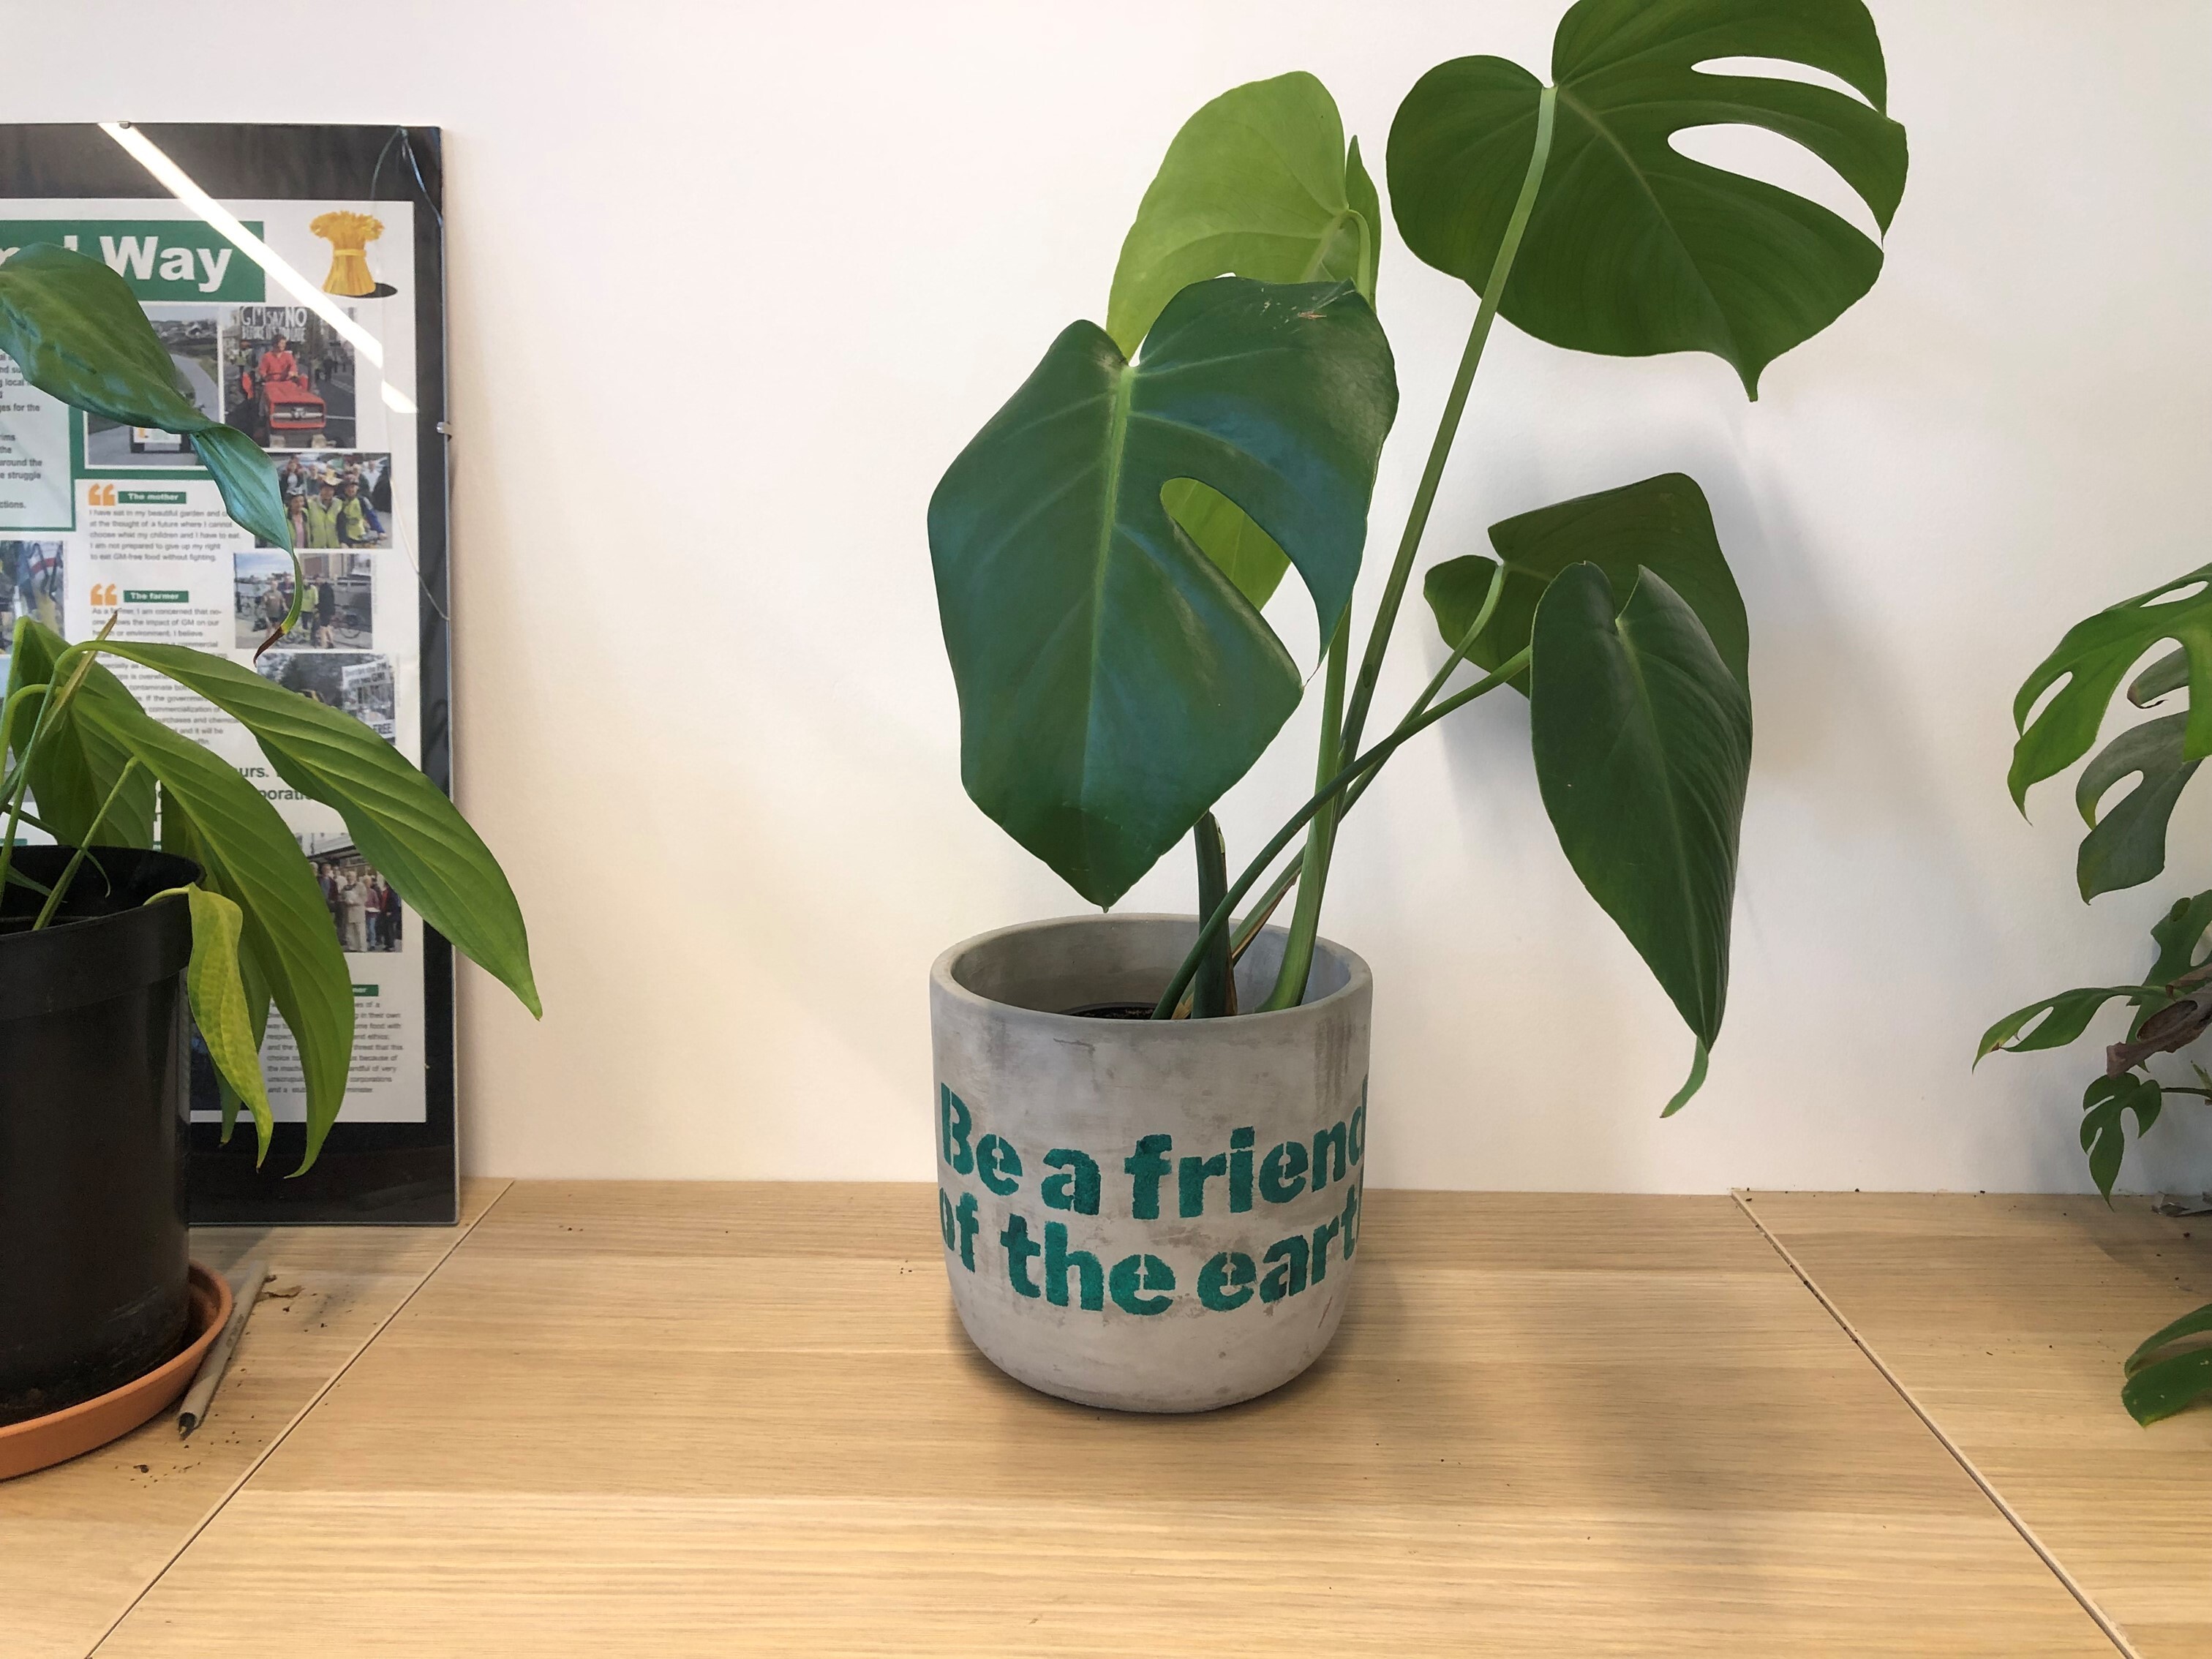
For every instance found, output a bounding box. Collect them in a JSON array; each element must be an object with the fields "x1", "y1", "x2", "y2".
[
  {"x1": 1975, "y1": 984, "x2": 2165, "y2": 1064},
  {"x1": 2012, "y1": 565, "x2": 2212, "y2": 809},
  {"x1": 1529, "y1": 563, "x2": 1752, "y2": 1069},
  {"x1": 2126, "y1": 1301, "x2": 2212, "y2": 1377},
  {"x1": 162, "y1": 884, "x2": 275, "y2": 1164},
  {"x1": 2074, "y1": 713, "x2": 2199, "y2": 900},
  {"x1": 89, "y1": 639, "x2": 541, "y2": 1018},
  {"x1": 1387, "y1": 0, "x2": 1908, "y2": 396},
  {"x1": 3, "y1": 617, "x2": 155, "y2": 846},
  {"x1": 64, "y1": 666, "x2": 353, "y2": 1172},
  {"x1": 1159, "y1": 478, "x2": 1290, "y2": 612},
  {"x1": 1108, "y1": 76, "x2": 1382, "y2": 612},
  {"x1": 1425, "y1": 473, "x2": 1748, "y2": 696},
  {"x1": 2123, "y1": 1342, "x2": 2212, "y2": 1426},
  {"x1": 1345, "y1": 137, "x2": 1381, "y2": 306},
  {"x1": 1107, "y1": 72, "x2": 1380, "y2": 355},
  {"x1": 0, "y1": 244, "x2": 292, "y2": 552},
  {"x1": 928, "y1": 277, "x2": 1396, "y2": 906},
  {"x1": 2130, "y1": 646, "x2": 2188, "y2": 708},
  {"x1": 2145, "y1": 891, "x2": 2212, "y2": 985},
  {"x1": 2080, "y1": 1072, "x2": 2161, "y2": 1200}
]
